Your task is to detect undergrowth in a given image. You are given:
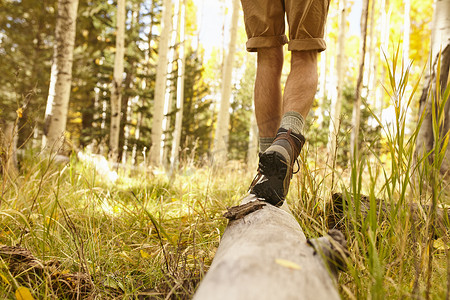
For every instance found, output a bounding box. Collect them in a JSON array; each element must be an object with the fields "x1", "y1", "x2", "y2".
[{"x1": 0, "y1": 50, "x2": 449, "y2": 299}]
